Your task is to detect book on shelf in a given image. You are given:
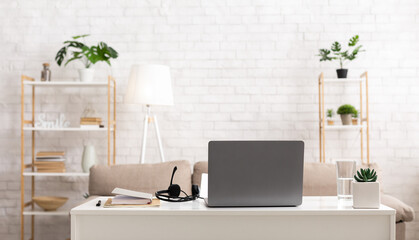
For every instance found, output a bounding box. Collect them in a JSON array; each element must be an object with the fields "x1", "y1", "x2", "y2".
[
  {"x1": 36, "y1": 168, "x2": 66, "y2": 173},
  {"x1": 34, "y1": 158, "x2": 65, "y2": 162},
  {"x1": 80, "y1": 117, "x2": 102, "y2": 125},
  {"x1": 36, "y1": 151, "x2": 65, "y2": 157},
  {"x1": 35, "y1": 155, "x2": 66, "y2": 172},
  {"x1": 80, "y1": 125, "x2": 101, "y2": 129},
  {"x1": 81, "y1": 117, "x2": 102, "y2": 121},
  {"x1": 35, "y1": 161, "x2": 65, "y2": 166}
]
